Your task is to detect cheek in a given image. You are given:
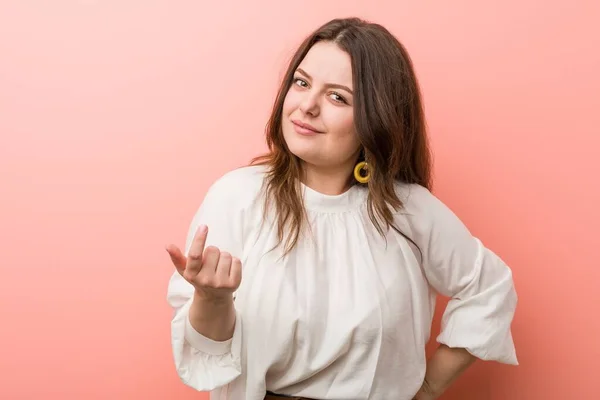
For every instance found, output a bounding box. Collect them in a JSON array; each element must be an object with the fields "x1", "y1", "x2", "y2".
[
  {"x1": 282, "y1": 89, "x2": 300, "y2": 116},
  {"x1": 340, "y1": 114, "x2": 356, "y2": 136},
  {"x1": 325, "y1": 109, "x2": 360, "y2": 152},
  {"x1": 324, "y1": 108, "x2": 355, "y2": 138}
]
